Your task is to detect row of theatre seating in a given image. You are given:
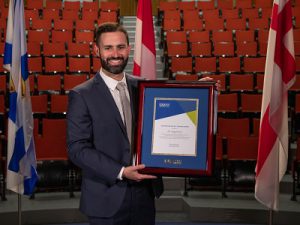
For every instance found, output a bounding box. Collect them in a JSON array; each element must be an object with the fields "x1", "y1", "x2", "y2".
[
  {"x1": 0, "y1": 0, "x2": 300, "y2": 201},
  {"x1": 157, "y1": 1, "x2": 300, "y2": 199}
]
